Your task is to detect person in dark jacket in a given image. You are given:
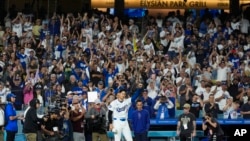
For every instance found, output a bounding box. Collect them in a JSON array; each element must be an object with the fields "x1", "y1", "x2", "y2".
[
  {"x1": 41, "y1": 108, "x2": 60, "y2": 141},
  {"x1": 131, "y1": 100, "x2": 150, "y2": 141},
  {"x1": 85, "y1": 99, "x2": 108, "y2": 141},
  {"x1": 202, "y1": 113, "x2": 224, "y2": 141},
  {"x1": 23, "y1": 98, "x2": 41, "y2": 141}
]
